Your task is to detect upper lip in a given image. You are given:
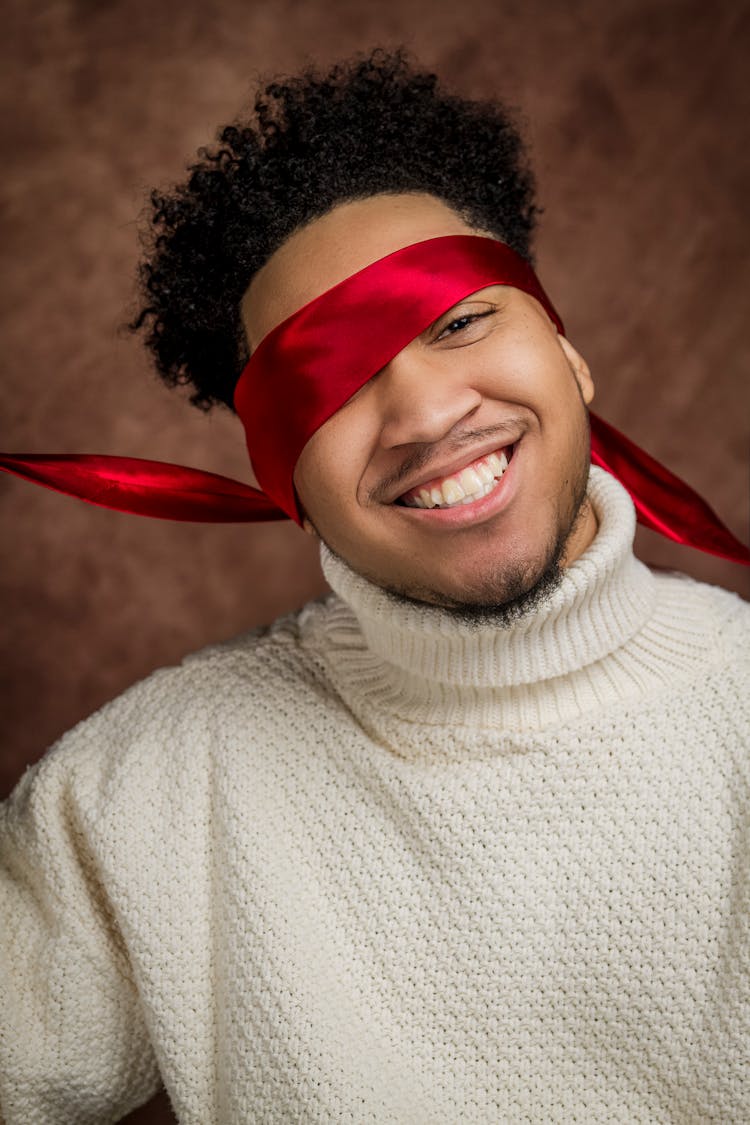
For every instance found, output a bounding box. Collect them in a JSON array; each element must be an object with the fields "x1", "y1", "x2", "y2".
[{"x1": 385, "y1": 431, "x2": 522, "y2": 504}]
